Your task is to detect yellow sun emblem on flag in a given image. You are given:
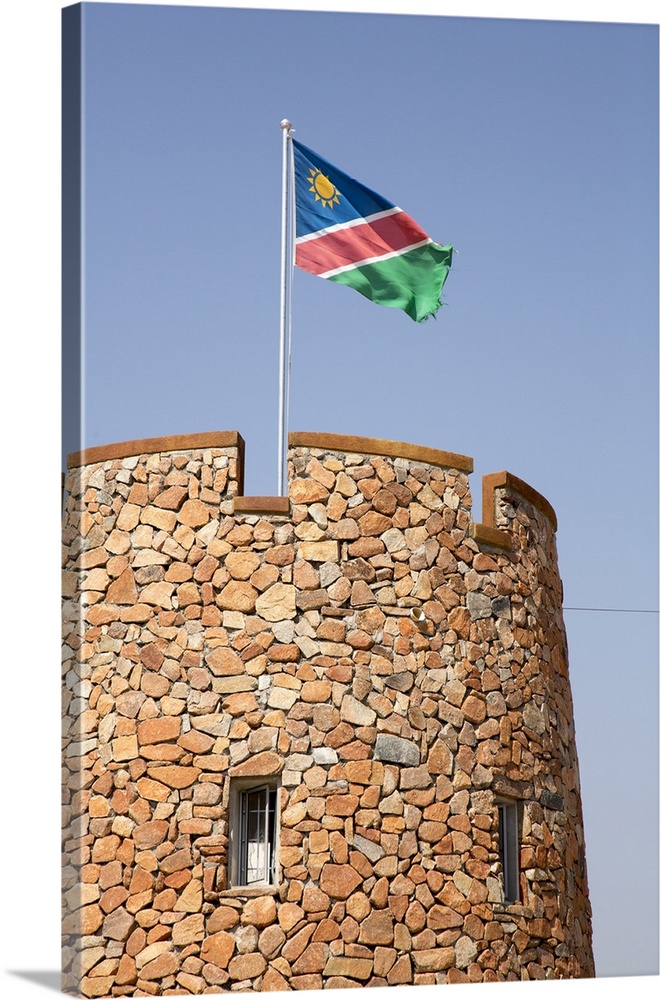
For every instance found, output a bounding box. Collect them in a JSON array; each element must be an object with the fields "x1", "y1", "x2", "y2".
[{"x1": 307, "y1": 167, "x2": 341, "y2": 209}]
